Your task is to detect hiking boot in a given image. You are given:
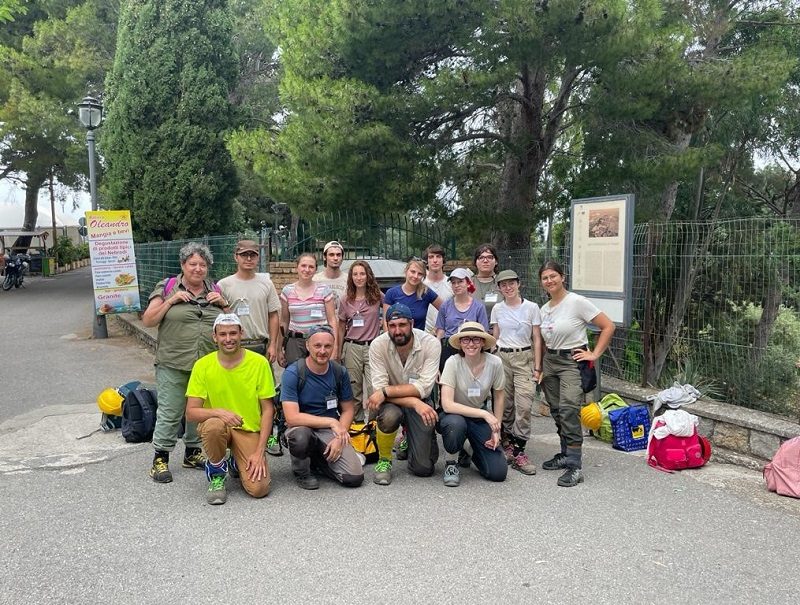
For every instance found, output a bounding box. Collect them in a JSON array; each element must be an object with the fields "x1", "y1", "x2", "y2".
[
  {"x1": 182, "y1": 448, "x2": 206, "y2": 469},
  {"x1": 206, "y1": 475, "x2": 227, "y2": 505},
  {"x1": 266, "y1": 434, "x2": 283, "y2": 457},
  {"x1": 511, "y1": 451, "x2": 537, "y2": 475},
  {"x1": 396, "y1": 437, "x2": 409, "y2": 461},
  {"x1": 149, "y1": 456, "x2": 172, "y2": 483},
  {"x1": 295, "y1": 473, "x2": 320, "y2": 490},
  {"x1": 443, "y1": 461, "x2": 461, "y2": 487},
  {"x1": 457, "y1": 448, "x2": 472, "y2": 468},
  {"x1": 373, "y1": 458, "x2": 393, "y2": 486},
  {"x1": 503, "y1": 443, "x2": 515, "y2": 464},
  {"x1": 542, "y1": 453, "x2": 568, "y2": 470},
  {"x1": 557, "y1": 468, "x2": 584, "y2": 487}
]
